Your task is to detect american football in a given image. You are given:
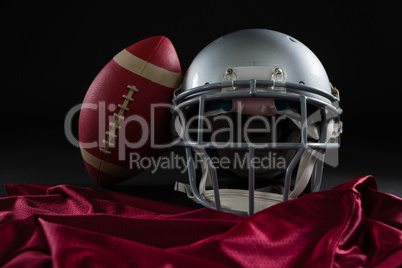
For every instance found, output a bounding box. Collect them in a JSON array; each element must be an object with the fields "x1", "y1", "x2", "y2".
[{"x1": 78, "y1": 36, "x2": 182, "y2": 186}]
